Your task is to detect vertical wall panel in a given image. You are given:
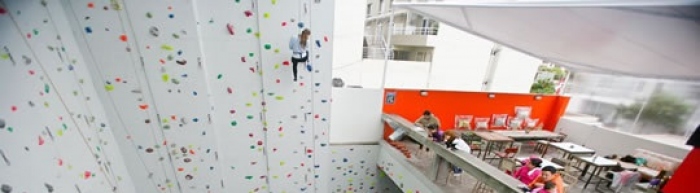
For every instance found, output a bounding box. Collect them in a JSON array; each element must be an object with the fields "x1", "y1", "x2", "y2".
[
  {"x1": 0, "y1": 0, "x2": 135, "y2": 192},
  {"x1": 120, "y1": 0, "x2": 223, "y2": 192},
  {"x1": 194, "y1": 0, "x2": 269, "y2": 192},
  {"x1": 309, "y1": 0, "x2": 335, "y2": 191},
  {"x1": 62, "y1": 0, "x2": 179, "y2": 192}
]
